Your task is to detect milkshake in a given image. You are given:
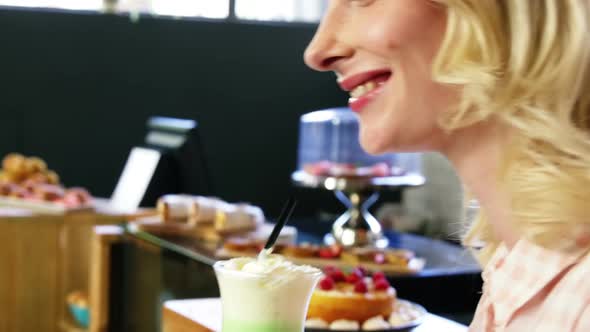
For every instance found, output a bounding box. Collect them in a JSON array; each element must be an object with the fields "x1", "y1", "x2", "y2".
[{"x1": 214, "y1": 255, "x2": 322, "y2": 332}]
